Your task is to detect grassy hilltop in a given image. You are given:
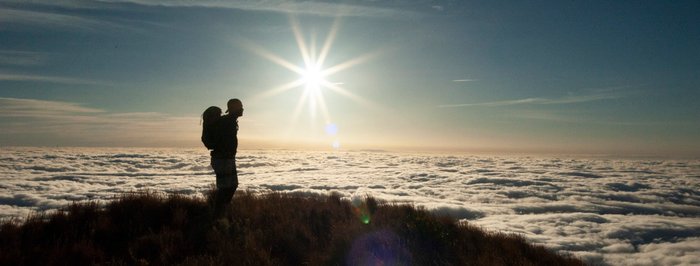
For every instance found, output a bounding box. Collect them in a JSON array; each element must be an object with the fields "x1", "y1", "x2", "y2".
[{"x1": 0, "y1": 191, "x2": 583, "y2": 265}]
